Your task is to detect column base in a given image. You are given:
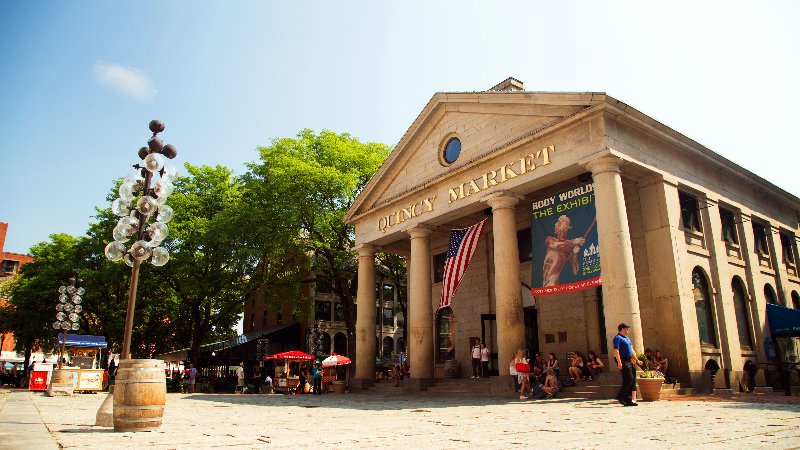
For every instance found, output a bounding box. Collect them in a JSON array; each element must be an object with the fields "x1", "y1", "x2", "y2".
[
  {"x1": 712, "y1": 388, "x2": 734, "y2": 397},
  {"x1": 348, "y1": 378, "x2": 374, "y2": 392},
  {"x1": 402, "y1": 378, "x2": 435, "y2": 392},
  {"x1": 753, "y1": 386, "x2": 773, "y2": 394}
]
